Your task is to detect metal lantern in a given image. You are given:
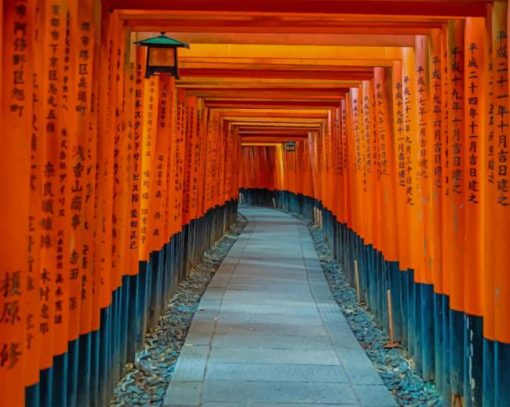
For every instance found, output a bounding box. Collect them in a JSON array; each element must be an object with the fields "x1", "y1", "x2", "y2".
[
  {"x1": 285, "y1": 142, "x2": 296, "y2": 152},
  {"x1": 135, "y1": 33, "x2": 189, "y2": 79}
]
